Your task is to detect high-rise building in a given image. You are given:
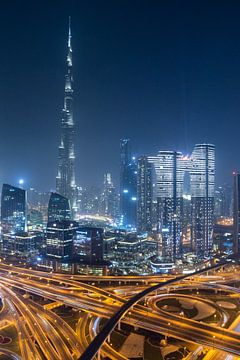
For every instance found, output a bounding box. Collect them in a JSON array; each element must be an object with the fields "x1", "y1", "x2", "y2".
[
  {"x1": 56, "y1": 17, "x2": 77, "y2": 216},
  {"x1": 155, "y1": 151, "x2": 184, "y2": 261},
  {"x1": 120, "y1": 139, "x2": 137, "y2": 229},
  {"x1": 48, "y1": 192, "x2": 71, "y2": 223},
  {"x1": 73, "y1": 227, "x2": 104, "y2": 263},
  {"x1": 137, "y1": 156, "x2": 153, "y2": 232},
  {"x1": 233, "y1": 172, "x2": 240, "y2": 254},
  {"x1": 215, "y1": 184, "x2": 232, "y2": 219},
  {"x1": 101, "y1": 173, "x2": 119, "y2": 220},
  {"x1": 3, "y1": 233, "x2": 37, "y2": 257},
  {"x1": 190, "y1": 144, "x2": 215, "y2": 258},
  {"x1": 149, "y1": 144, "x2": 215, "y2": 263},
  {"x1": 1, "y1": 183, "x2": 26, "y2": 235},
  {"x1": 46, "y1": 220, "x2": 78, "y2": 260}
]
